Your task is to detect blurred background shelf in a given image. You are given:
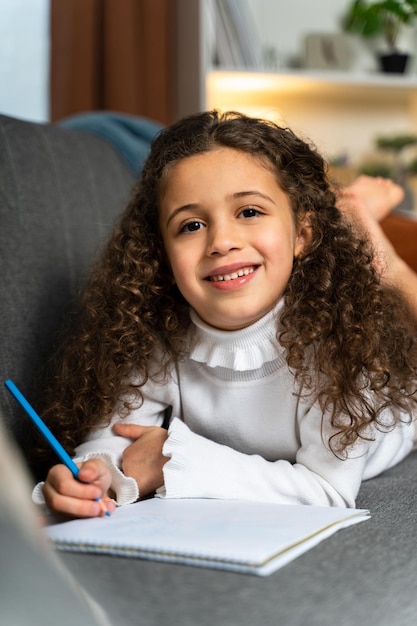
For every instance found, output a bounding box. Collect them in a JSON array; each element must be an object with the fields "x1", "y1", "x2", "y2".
[{"x1": 174, "y1": 0, "x2": 417, "y2": 164}]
